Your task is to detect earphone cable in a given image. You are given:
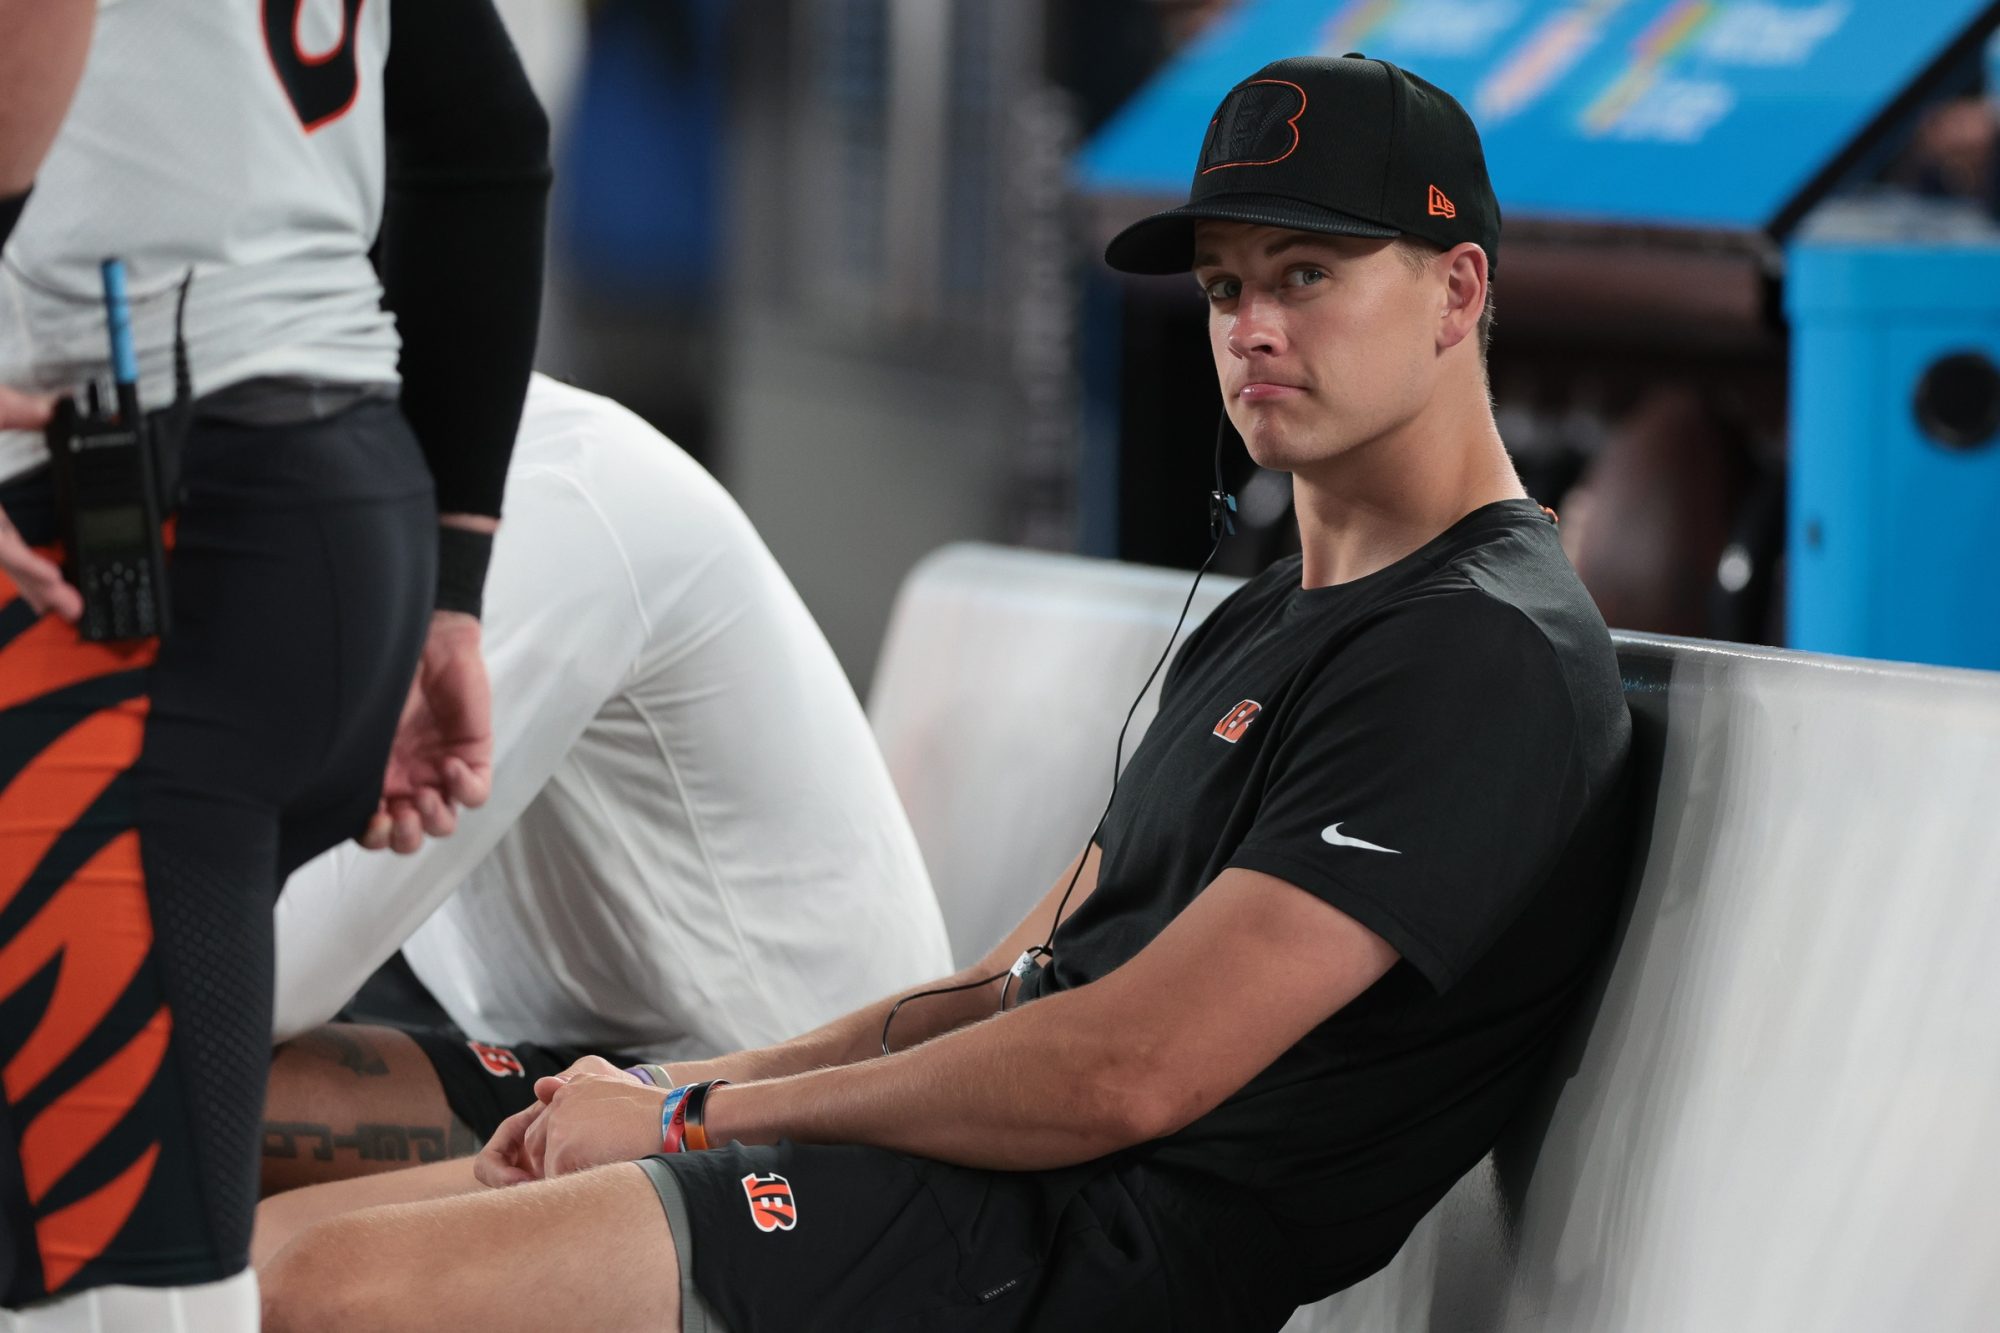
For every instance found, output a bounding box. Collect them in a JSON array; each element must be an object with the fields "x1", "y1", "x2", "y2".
[{"x1": 880, "y1": 415, "x2": 1238, "y2": 1054}]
